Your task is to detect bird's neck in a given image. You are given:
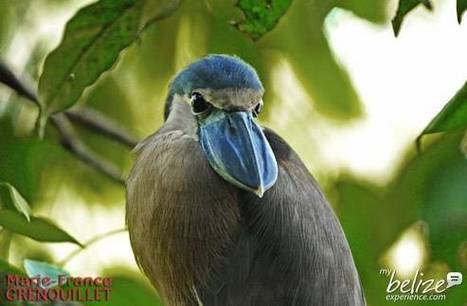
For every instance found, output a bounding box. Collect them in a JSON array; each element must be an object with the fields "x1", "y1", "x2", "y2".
[{"x1": 161, "y1": 94, "x2": 198, "y2": 138}]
